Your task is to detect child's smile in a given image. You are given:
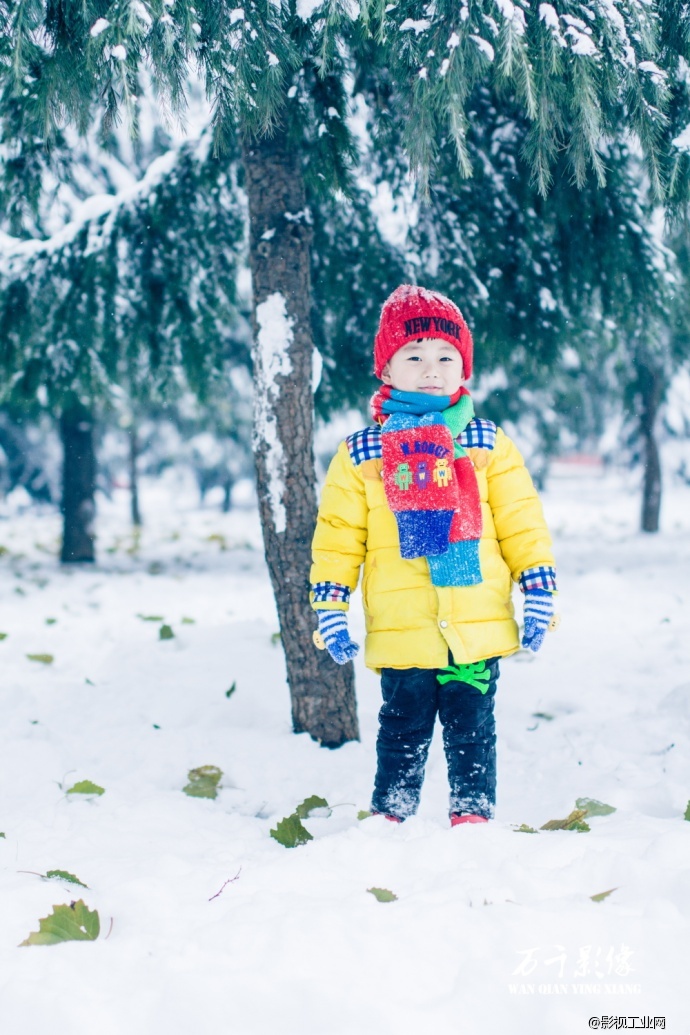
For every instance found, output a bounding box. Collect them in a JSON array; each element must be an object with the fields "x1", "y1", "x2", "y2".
[{"x1": 381, "y1": 337, "x2": 465, "y2": 396}]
